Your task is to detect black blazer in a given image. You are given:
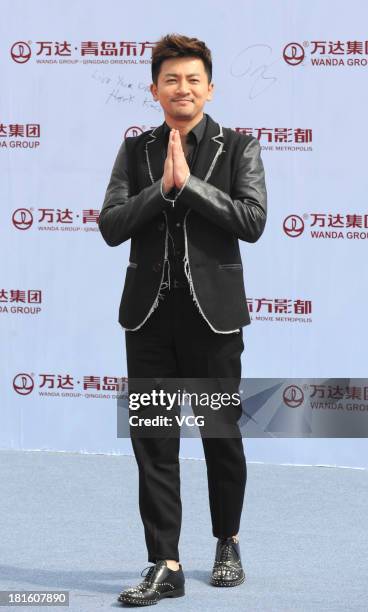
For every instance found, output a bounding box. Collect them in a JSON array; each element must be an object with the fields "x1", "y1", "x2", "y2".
[{"x1": 99, "y1": 113, "x2": 267, "y2": 333}]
